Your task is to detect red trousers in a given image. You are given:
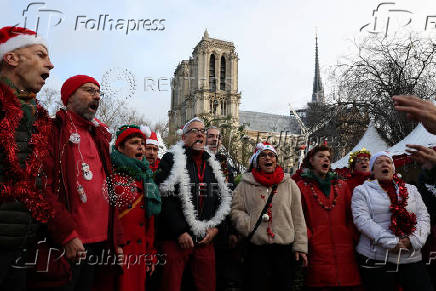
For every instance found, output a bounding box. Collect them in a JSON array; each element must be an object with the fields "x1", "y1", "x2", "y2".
[{"x1": 160, "y1": 240, "x2": 215, "y2": 291}]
